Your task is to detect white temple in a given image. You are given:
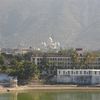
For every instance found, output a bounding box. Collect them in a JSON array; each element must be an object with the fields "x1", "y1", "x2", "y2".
[{"x1": 42, "y1": 36, "x2": 60, "y2": 52}]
